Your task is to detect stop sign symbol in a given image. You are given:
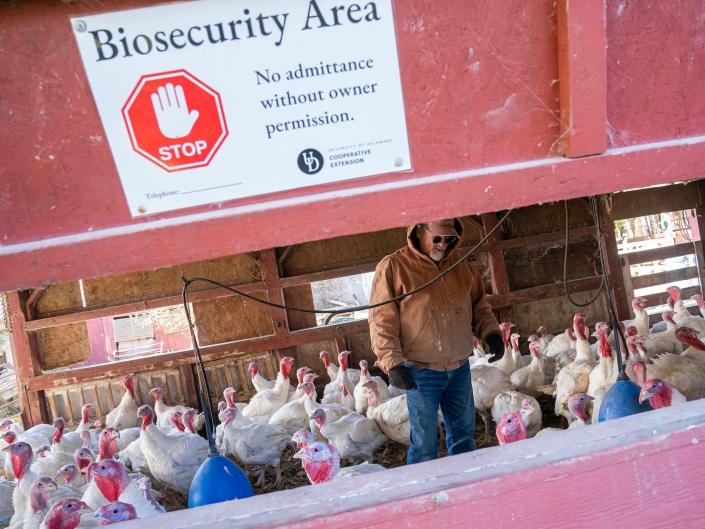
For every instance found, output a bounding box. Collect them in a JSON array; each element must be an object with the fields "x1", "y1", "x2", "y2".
[{"x1": 122, "y1": 69, "x2": 228, "y2": 172}]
